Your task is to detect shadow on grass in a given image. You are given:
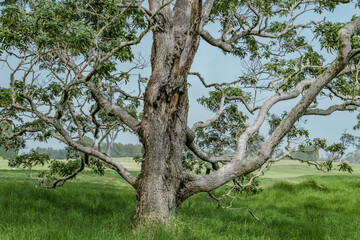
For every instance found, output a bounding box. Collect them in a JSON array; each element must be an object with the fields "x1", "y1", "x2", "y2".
[
  {"x1": 177, "y1": 178, "x2": 360, "y2": 240},
  {"x1": 0, "y1": 173, "x2": 138, "y2": 239},
  {"x1": 1, "y1": 171, "x2": 360, "y2": 240}
]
